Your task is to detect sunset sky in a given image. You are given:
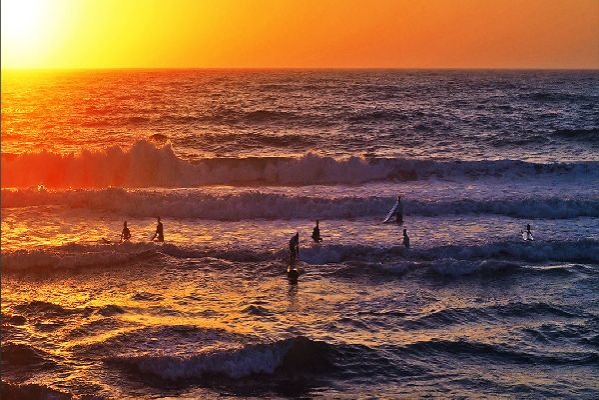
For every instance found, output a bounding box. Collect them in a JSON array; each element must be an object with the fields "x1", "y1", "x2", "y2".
[{"x1": 1, "y1": 0, "x2": 598, "y2": 69}]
